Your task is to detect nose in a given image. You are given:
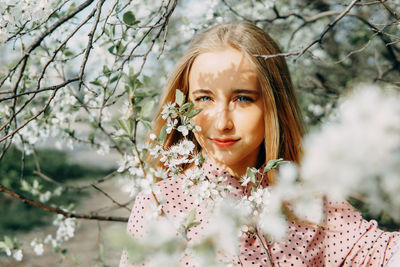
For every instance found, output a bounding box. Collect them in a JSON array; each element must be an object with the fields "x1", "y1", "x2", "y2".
[{"x1": 215, "y1": 106, "x2": 234, "y2": 132}]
